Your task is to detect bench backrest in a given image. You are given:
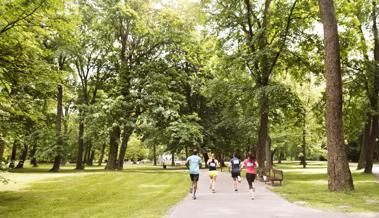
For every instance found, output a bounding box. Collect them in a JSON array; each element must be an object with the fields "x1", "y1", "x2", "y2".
[{"x1": 272, "y1": 168, "x2": 283, "y2": 180}]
